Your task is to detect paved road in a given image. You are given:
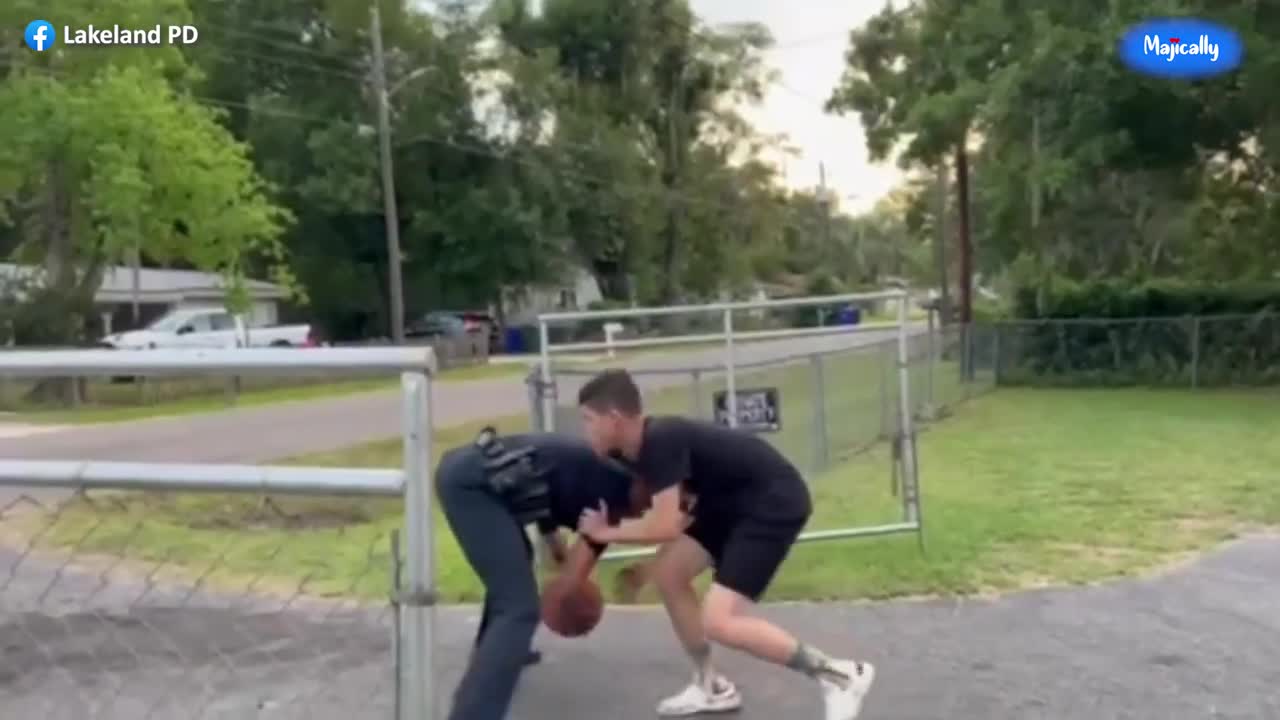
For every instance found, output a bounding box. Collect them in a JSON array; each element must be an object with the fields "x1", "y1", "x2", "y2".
[
  {"x1": 1, "y1": 535, "x2": 1276, "y2": 718},
  {"x1": 0, "y1": 328, "x2": 906, "y2": 467}
]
